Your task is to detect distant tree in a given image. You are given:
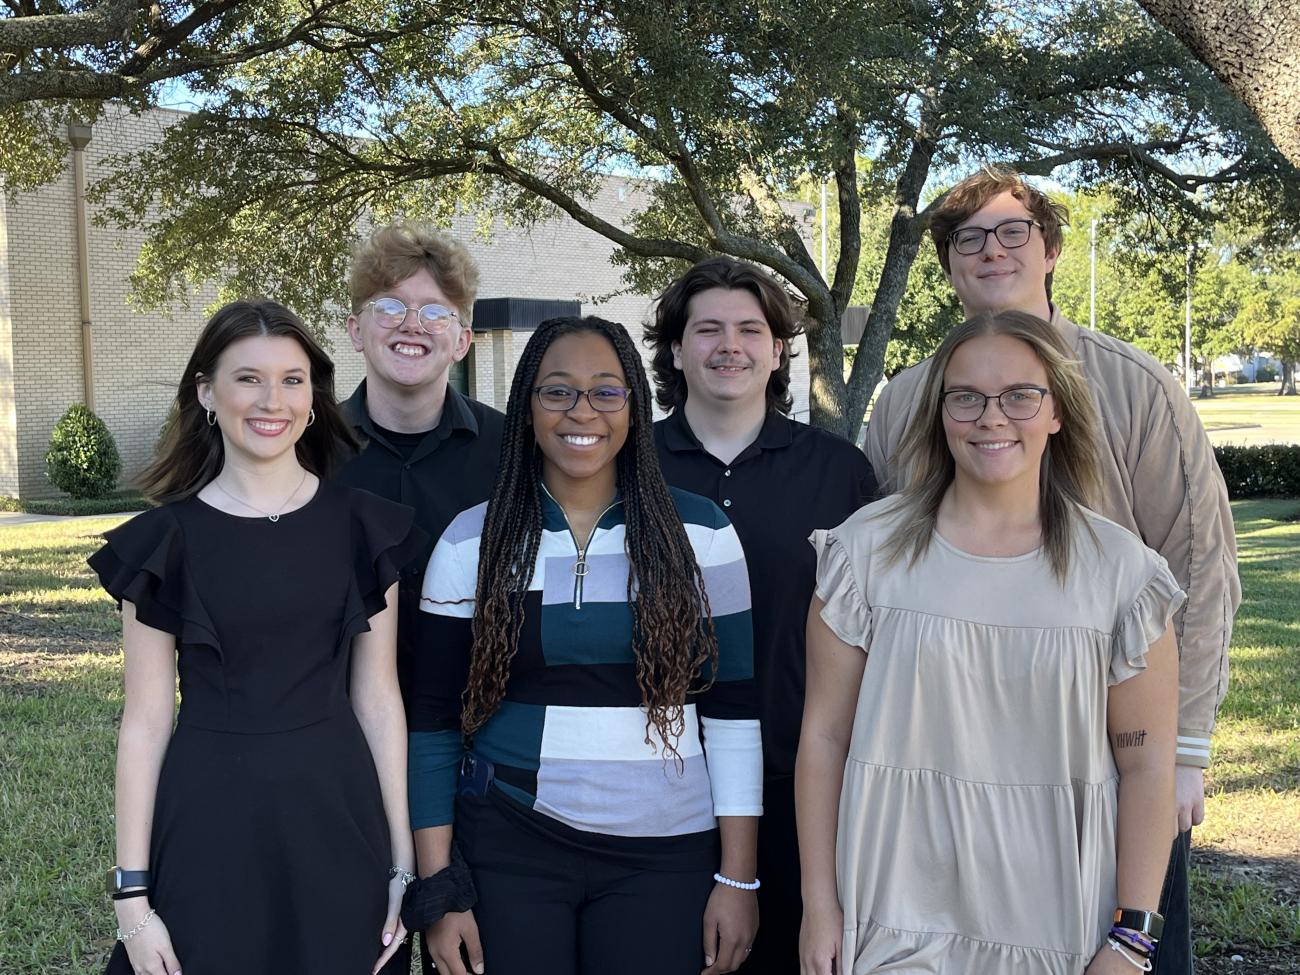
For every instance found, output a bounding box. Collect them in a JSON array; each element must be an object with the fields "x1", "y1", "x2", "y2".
[{"x1": 1235, "y1": 277, "x2": 1300, "y2": 394}]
